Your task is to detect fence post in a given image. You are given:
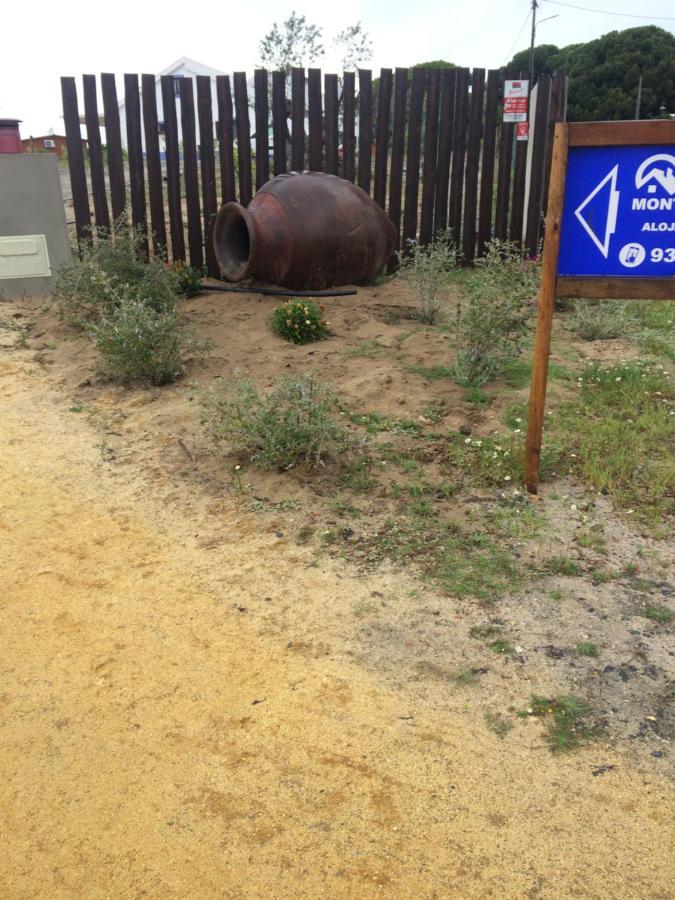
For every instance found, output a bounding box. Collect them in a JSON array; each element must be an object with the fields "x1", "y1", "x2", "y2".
[
  {"x1": 524, "y1": 74, "x2": 552, "y2": 256},
  {"x1": 342, "y1": 71, "x2": 356, "y2": 182},
  {"x1": 233, "y1": 72, "x2": 253, "y2": 205},
  {"x1": 477, "y1": 69, "x2": 500, "y2": 256},
  {"x1": 373, "y1": 68, "x2": 393, "y2": 209},
  {"x1": 272, "y1": 71, "x2": 287, "y2": 176},
  {"x1": 124, "y1": 73, "x2": 148, "y2": 255},
  {"x1": 160, "y1": 75, "x2": 185, "y2": 262},
  {"x1": 82, "y1": 75, "x2": 110, "y2": 232},
  {"x1": 141, "y1": 73, "x2": 167, "y2": 256},
  {"x1": 196, "y1": 75, "x2": 219, "y2": 277},
  {"x1": 61, "y1": 77, "x2": 92, "y2": 246},
  {"x1": 402, "y1": 67, "x2": 427, "y2": 246},
  {"x1": 324, "y1": 73, "x2": 339, "y2": 175},
  {"x1": 387, "y1": 67, "x2": 408, "y2": 263},
  {"x1": 462, "y1": 68, "x2": 485, "y2": 262},
  {"x1": 215, "y1": 75, "x2": 236, "y2": 204},
  {"x1": 291, "y1": 68, "x2": 305, "y2": 171},
  {"x1": 254, "y1": 69, "x2": 269, "y2": 189},
  {"x1": 419, "y1": 68, "x2": 441, "y2": 246},
  {"x1": 357, "y1": 69, "x2": 373, "y2": 193},
  {"x1": 434, "y1": 68, "x2": 457, "y2": 235}
]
